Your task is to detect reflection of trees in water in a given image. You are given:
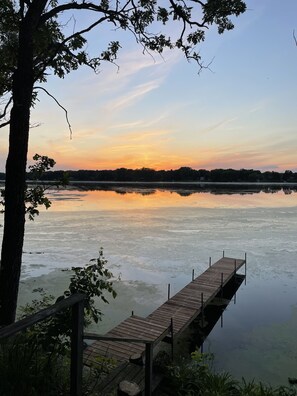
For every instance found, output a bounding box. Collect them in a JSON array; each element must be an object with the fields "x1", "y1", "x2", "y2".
[
  {"x1": 113, "y1": 188, "x2": 157, "y2": 196},
  {"x1": 70, "y1": 183, "x2": 297, "y2": 197}
]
